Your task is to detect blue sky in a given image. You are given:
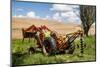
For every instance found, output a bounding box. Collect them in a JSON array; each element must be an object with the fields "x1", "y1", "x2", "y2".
[
  {"x1": 12, "y1": 0, "x2": 81, "y2": 23},
  {"x1": 12, "y1": 0, "x2": 53, "y2": 18}
]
